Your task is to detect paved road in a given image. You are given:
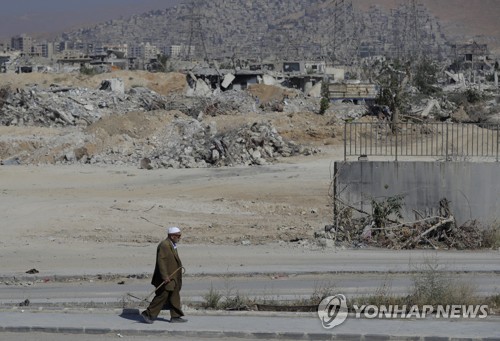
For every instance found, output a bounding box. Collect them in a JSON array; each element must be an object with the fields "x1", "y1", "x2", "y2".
[
  {"x1": 1, "y1": 248, "x2": 499, "y2": 340},
  {"x1": 0, "y1": 333, "x2": 273, "y2": 341},
  {"x1": 1, "y1": 248, "x2": 498, "y2": 307},
  {"x1": 2, "y1": 246, "x2": 500, "y2": 278},
  {"x1": 1, "y1": 272, "x2": 499, "y2": 308}
]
